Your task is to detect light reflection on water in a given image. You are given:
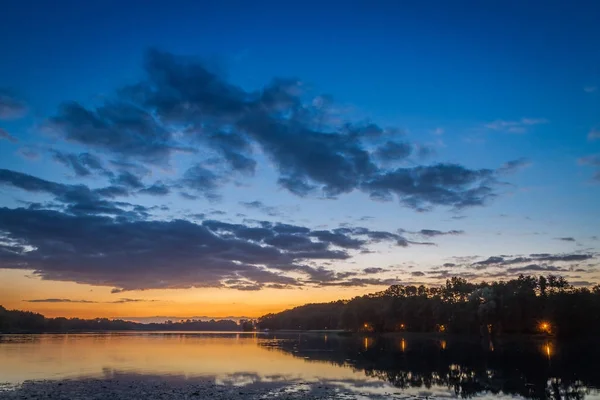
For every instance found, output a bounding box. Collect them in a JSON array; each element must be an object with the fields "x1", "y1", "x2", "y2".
[{"x1": 0, "y1": 332, "x2": 599, "y2": 399}]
